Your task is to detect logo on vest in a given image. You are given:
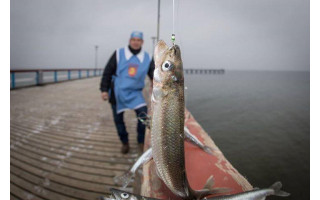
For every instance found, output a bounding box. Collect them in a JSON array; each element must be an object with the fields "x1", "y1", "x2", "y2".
[{"x1": 128, "y1": 64, "x2": 138, "y2": 77}]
